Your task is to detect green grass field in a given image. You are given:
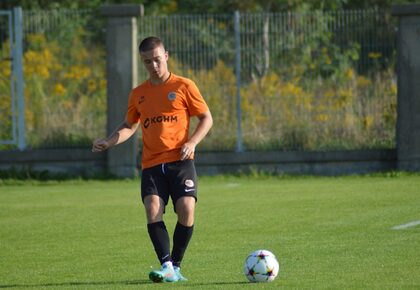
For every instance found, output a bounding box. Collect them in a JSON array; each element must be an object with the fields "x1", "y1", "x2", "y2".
[{"x1": 1, "y1": 174, "x2": 419, "y2": 289}]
